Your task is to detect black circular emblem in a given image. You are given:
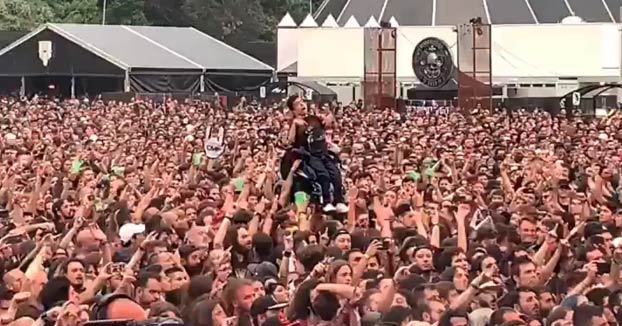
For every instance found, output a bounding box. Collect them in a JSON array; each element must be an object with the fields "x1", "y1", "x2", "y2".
[{"x1": 412, "y1": 37, "x2": 454, "y2": 88}]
